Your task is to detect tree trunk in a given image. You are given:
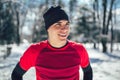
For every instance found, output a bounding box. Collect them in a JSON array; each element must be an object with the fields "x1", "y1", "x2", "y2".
[
  {"x1": 16, "y1": 10, "x2": 20, "y2": 45},
  {"x1": 101, "y1": 39, "x2": 107, "y2": 53},
  {"x1": 110, "y1": 20, "x2": 113, "y2": 52},
  {"x1": 93, "y1": 0, "x2": 97, "y2": 49},
  {"x1": 102, "y1": 0, "x2": 107, "y2": 53},
  {"x1": 106, "y1": 0, "x2": 114, "y2": 34}
]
